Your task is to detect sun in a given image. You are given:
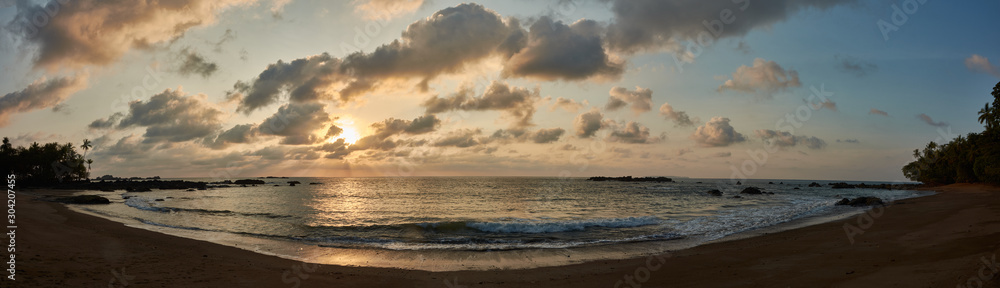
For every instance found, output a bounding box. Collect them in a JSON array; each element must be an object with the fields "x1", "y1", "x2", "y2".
[{"x1": 339, "y1": 125, "x2": 362, "y2": 145}]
